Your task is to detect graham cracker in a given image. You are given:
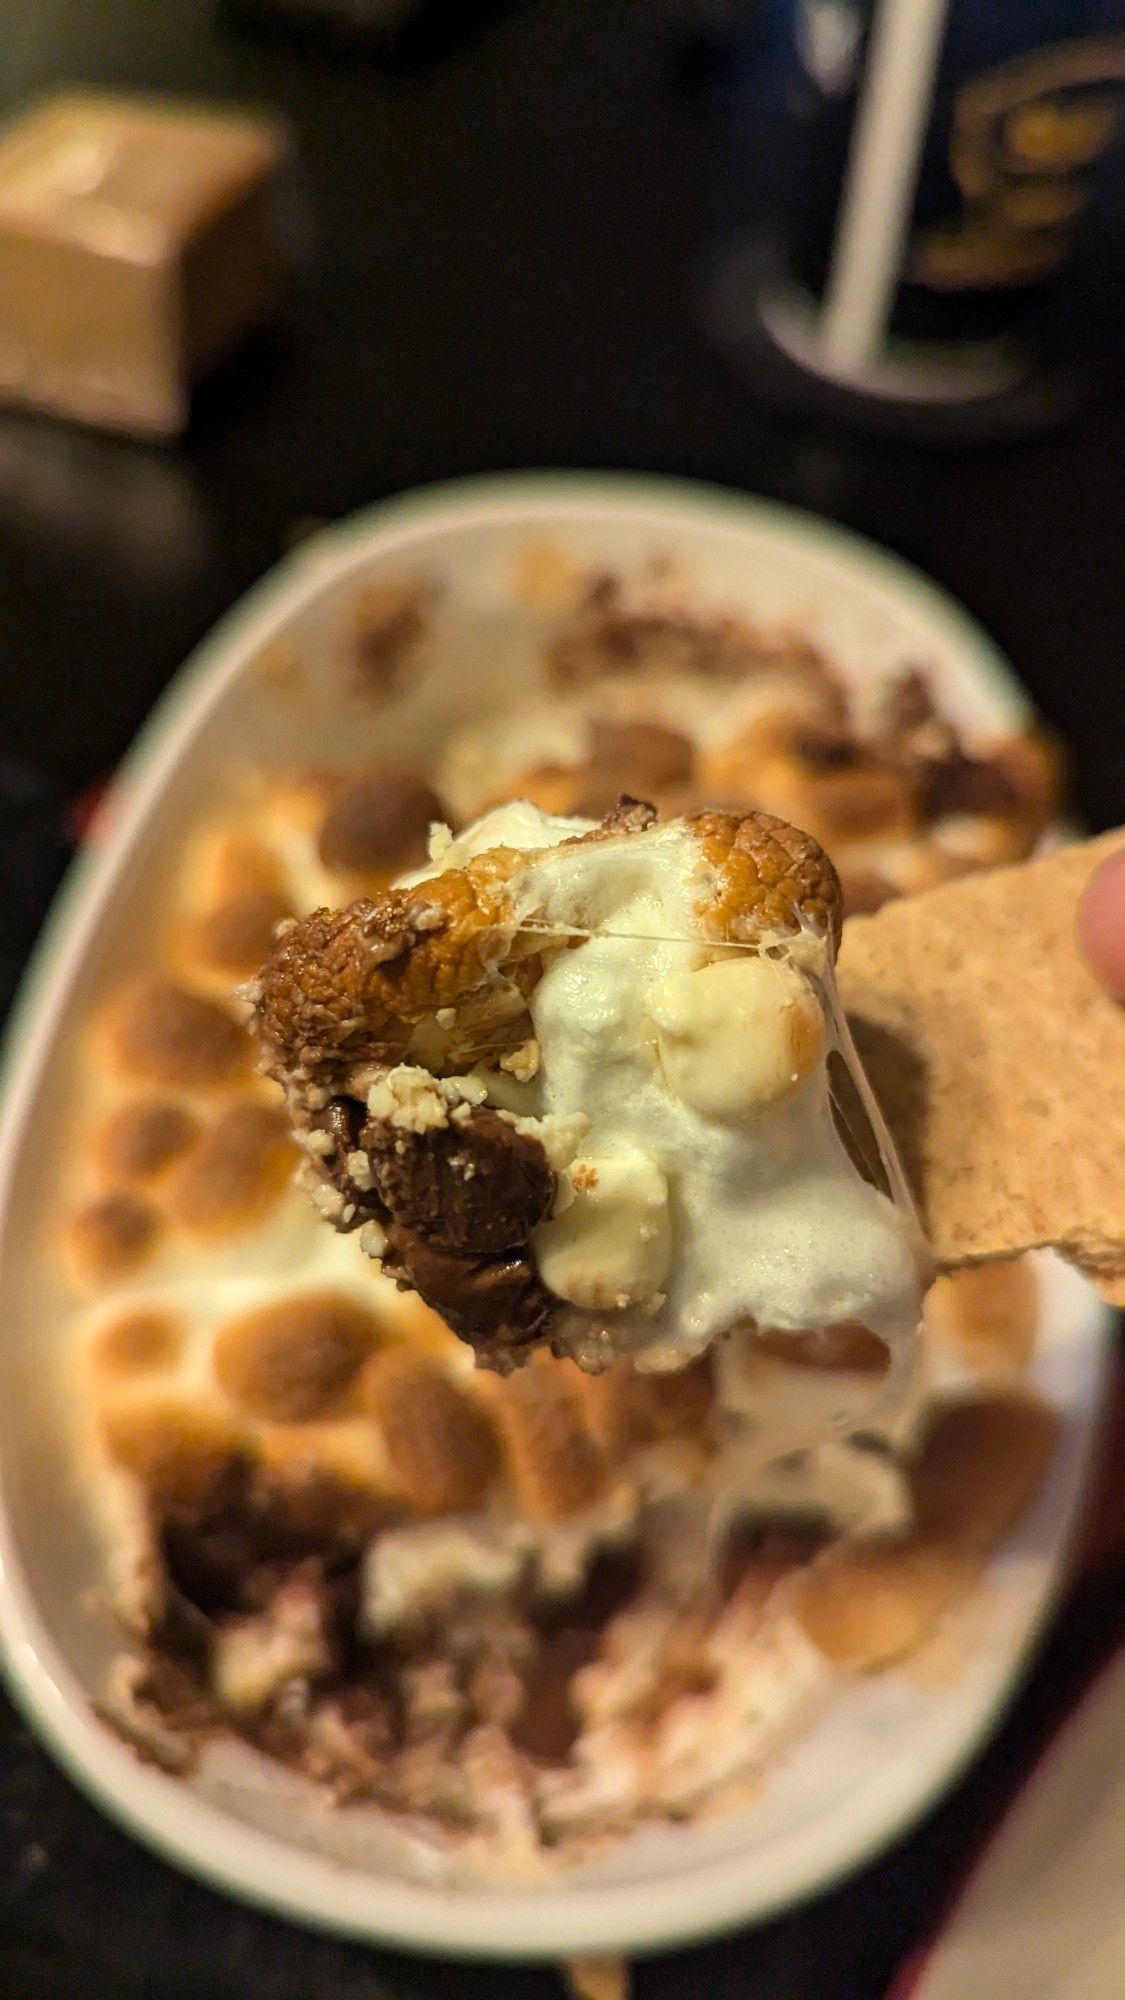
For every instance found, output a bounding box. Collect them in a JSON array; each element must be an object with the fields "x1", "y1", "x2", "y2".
[{"x1": 839, "y1": 831, "x2": 1125, "y2": 1298}]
